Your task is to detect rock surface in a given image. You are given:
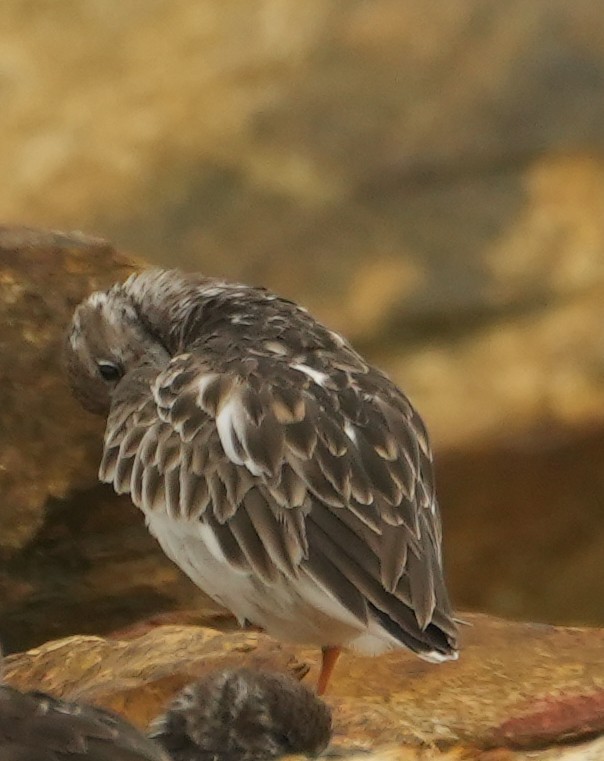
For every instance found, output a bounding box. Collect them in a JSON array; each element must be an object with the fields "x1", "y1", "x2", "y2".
[
  {"x1": 1, "y1": 224, "x2": 604, "y2": 651},
  {"x1": 2, "y1": 2, "x2": 604, "y2": 445},
  {"x1": 0, "y1": 13, "x2": 603, "y2": 757},
  {"x1": 0, "y1": 227, "x2": 137, "y2": 553},
  {"x1": 438, "y1": 426, "x2": 604, "y2": 626},
  {"x1": 0, "y1": 227, "x2": 218, "y2": 652},
  {"x1": 3, "y1": 614, "x2": 604, "y2": 760},
  {"x1": 0, "y1": 4, "x2": 604, "y2": 634}
]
